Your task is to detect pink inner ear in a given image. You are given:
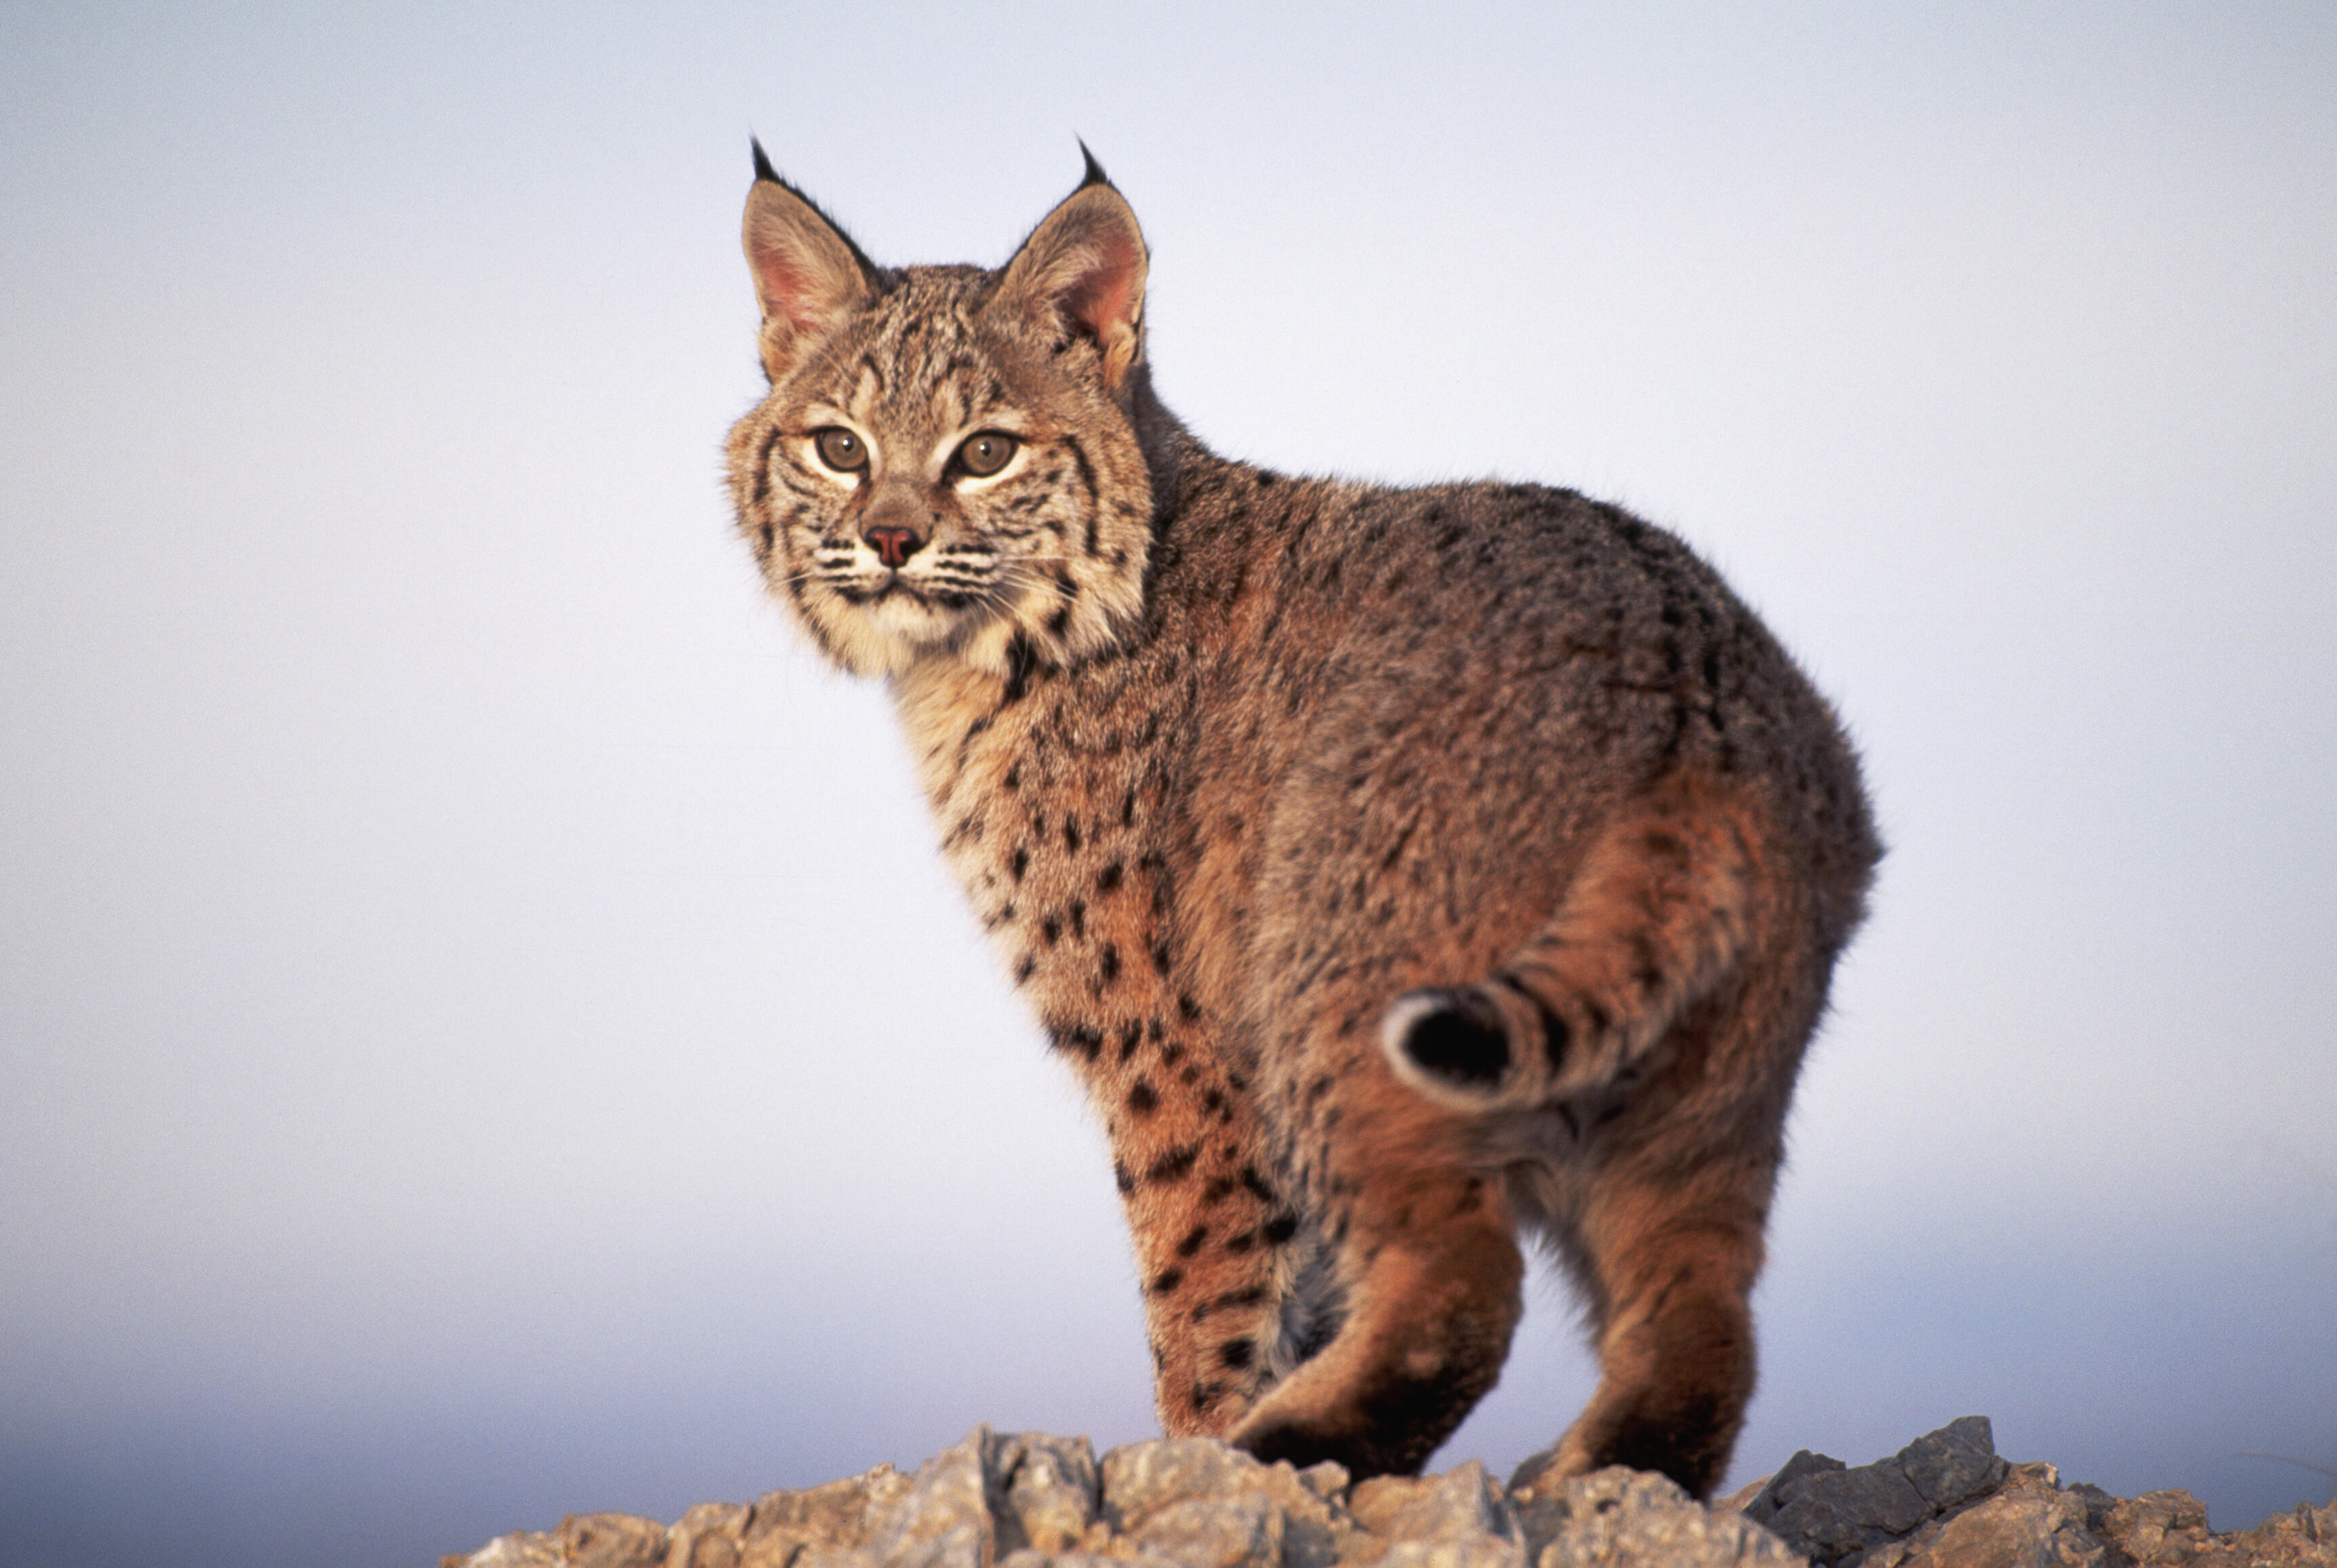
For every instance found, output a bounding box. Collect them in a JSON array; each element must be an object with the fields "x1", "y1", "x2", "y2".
[
  {"x1": 1066, "y1": 231, "x2": 1142, "y2": 336},
  {"x1": 757, "y1": 254, "x2": 826, "y2": 331}
]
